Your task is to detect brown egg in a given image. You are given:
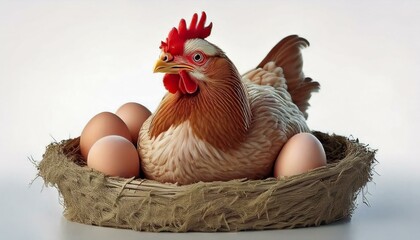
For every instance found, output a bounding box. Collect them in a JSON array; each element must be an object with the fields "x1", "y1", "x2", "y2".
[
  {"x1": 274, "y1": 133, "x2": 327, "y2": 178},
  {"x1": 87, "y1": 135, "x2": 140, "y2": 178},
  {"x1": 80, "y1": 112, "x2": 131, "y2": 160},
  {"x1": 116, "y1": 102, "x2": 151, "y2": 144}
]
